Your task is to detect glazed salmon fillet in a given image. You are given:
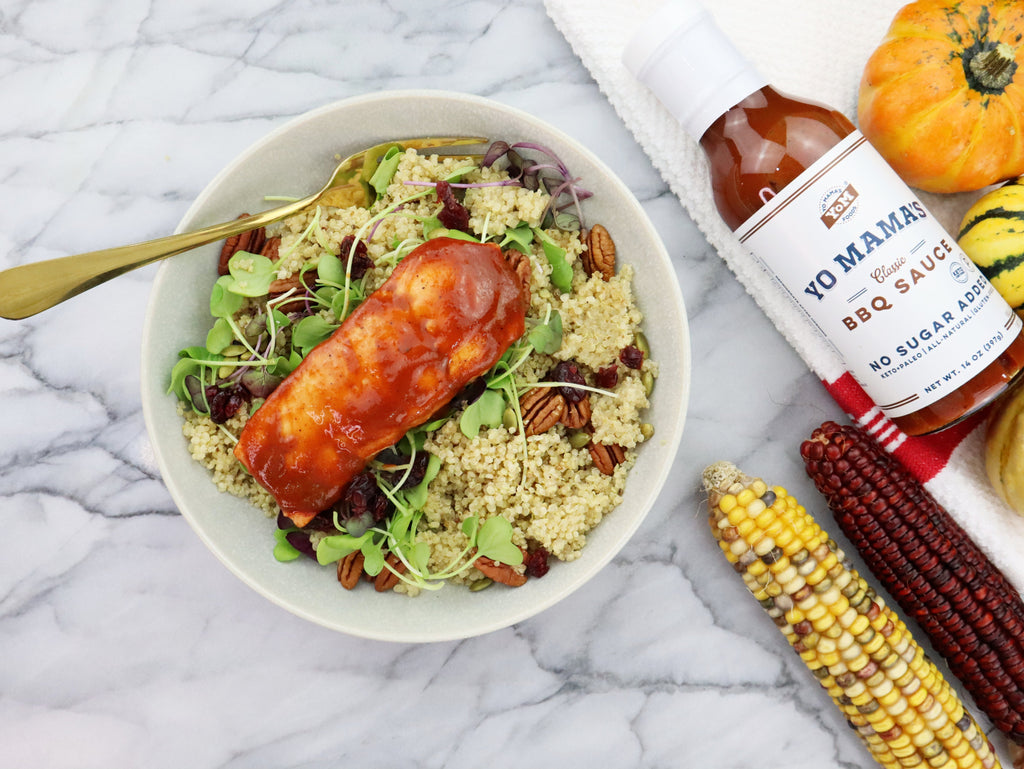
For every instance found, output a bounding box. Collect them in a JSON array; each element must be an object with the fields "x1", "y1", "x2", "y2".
[{"x1": 233, "y1": 237, "x2": 528, "y2": 525}]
